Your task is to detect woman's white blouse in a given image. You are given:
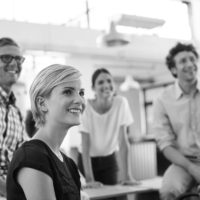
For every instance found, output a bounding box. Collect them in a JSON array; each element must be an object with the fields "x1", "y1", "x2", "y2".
[{"x1": 79, "y1": 96, "x2": 133, "y2": 156}]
